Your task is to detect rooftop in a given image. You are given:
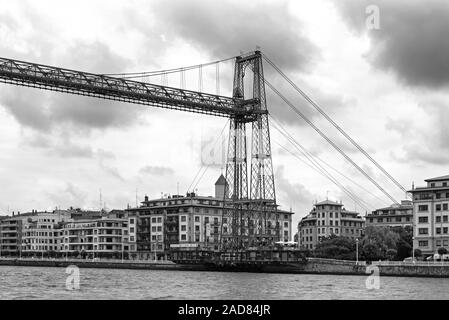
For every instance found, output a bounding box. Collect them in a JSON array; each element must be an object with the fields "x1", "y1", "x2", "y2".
[
  {"x1": 425, "y1": 175, "x2": 449, "y2": 182},
  {"x1": 215, "y1": 174, "x2": 227, "y2": 186},
  {"x1": 315, "y1": 200, "x2": 343, "y2": 207}
]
